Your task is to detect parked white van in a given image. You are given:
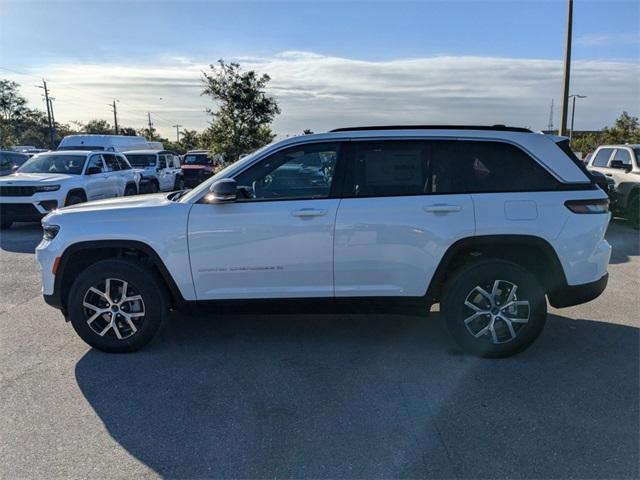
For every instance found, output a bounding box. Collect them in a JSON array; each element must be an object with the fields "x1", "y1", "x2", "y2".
[{"x1": 57, "y1": 135, "x2": 150, "y2": 153}]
